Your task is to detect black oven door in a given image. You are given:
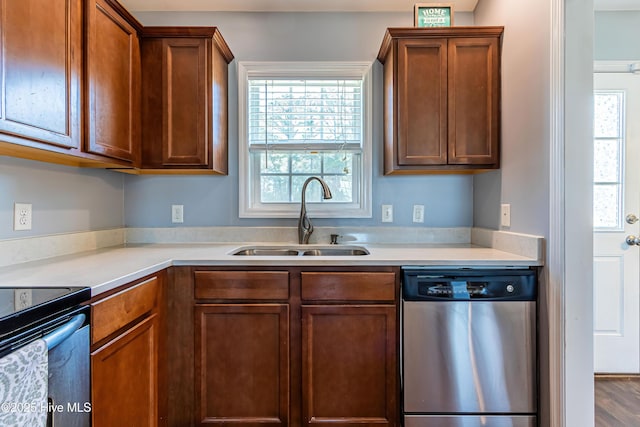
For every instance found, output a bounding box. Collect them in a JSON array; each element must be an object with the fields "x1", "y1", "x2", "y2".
[{"x1": 47, "y1": 307, "x2": 90, "y2": 427}]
